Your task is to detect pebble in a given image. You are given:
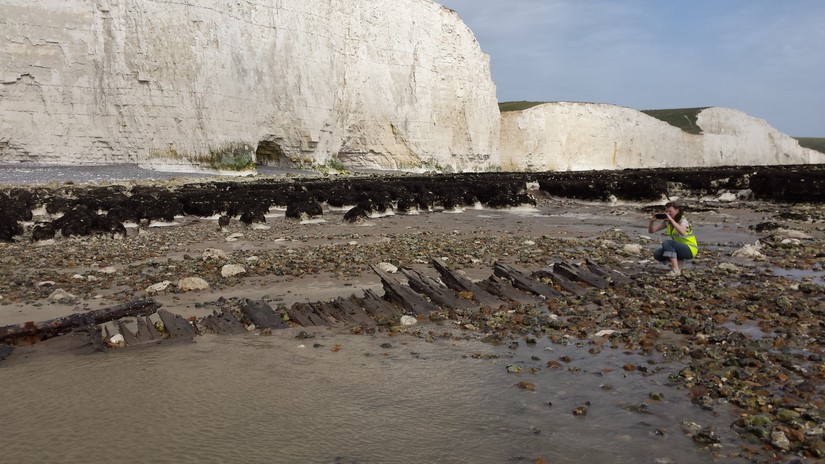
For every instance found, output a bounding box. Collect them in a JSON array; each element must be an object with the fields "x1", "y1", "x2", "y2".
[
  {"x1": 177, "y1": 277, "x2": 210, "y2": 292},
  {"x1": 221, "y1": 264, "x2": 246, "y2": 277},
  {"x1": 146, "y1": 281, "x2": 172, "y2": 294},
  {"x1": 47, "y1": 289, "x2": 77, "y2": 303}
]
